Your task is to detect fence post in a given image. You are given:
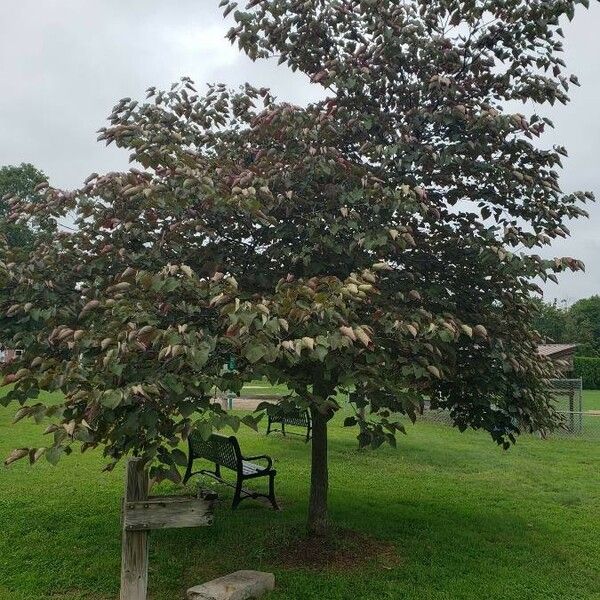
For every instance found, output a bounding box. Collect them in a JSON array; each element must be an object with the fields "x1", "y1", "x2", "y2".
[
  {"x1": 577, "y1": 378, "x2": 584, "y2": 434},
  {"x1": 568, "y1": 386, "x2": 575, "y2": 432},
  {"x1": 120, "y1": 458, "x2": 149, "y2": 600}
]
